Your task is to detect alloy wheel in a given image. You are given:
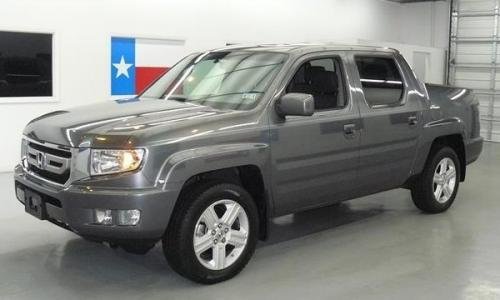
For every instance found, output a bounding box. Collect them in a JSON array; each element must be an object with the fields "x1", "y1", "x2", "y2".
[
  {"x1": 193, "y1": 199, "x2": 249, "y2": 270},
  {"x1": 432, "y1": 157, "x2": 457, "y2": 204}
]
